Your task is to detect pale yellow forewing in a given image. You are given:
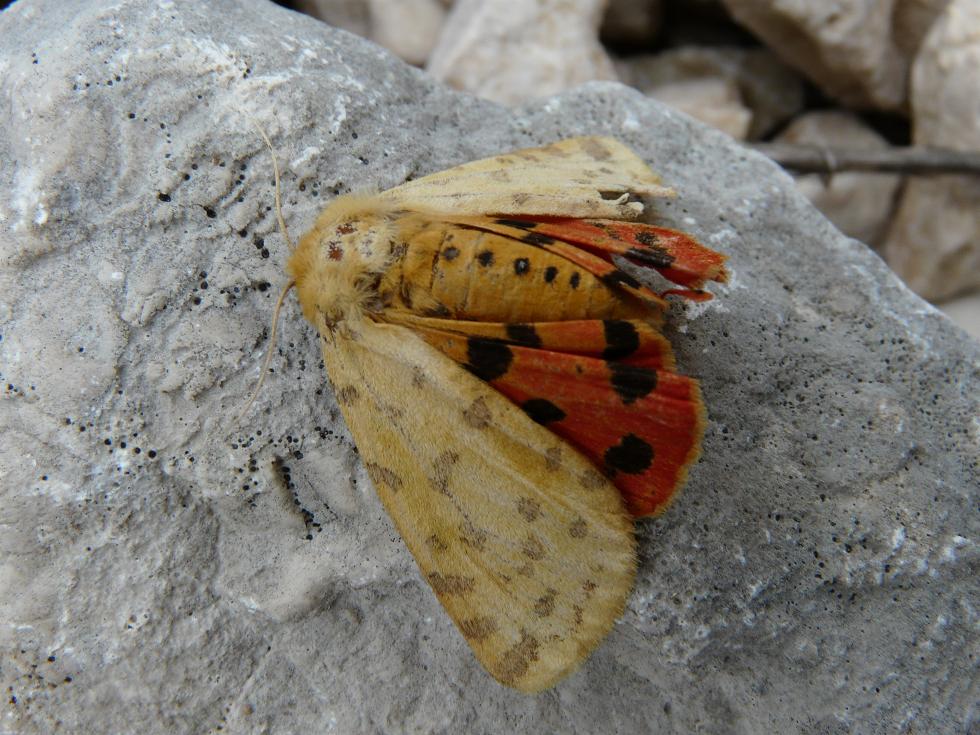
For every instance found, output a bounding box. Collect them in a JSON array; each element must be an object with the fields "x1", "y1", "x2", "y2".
[
  {"x1": 320, "y1": 318, "x2": 636, "y2": 693},
  {"x1": 380, "y1": 136, "x2": 674, "y2": 220}
]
